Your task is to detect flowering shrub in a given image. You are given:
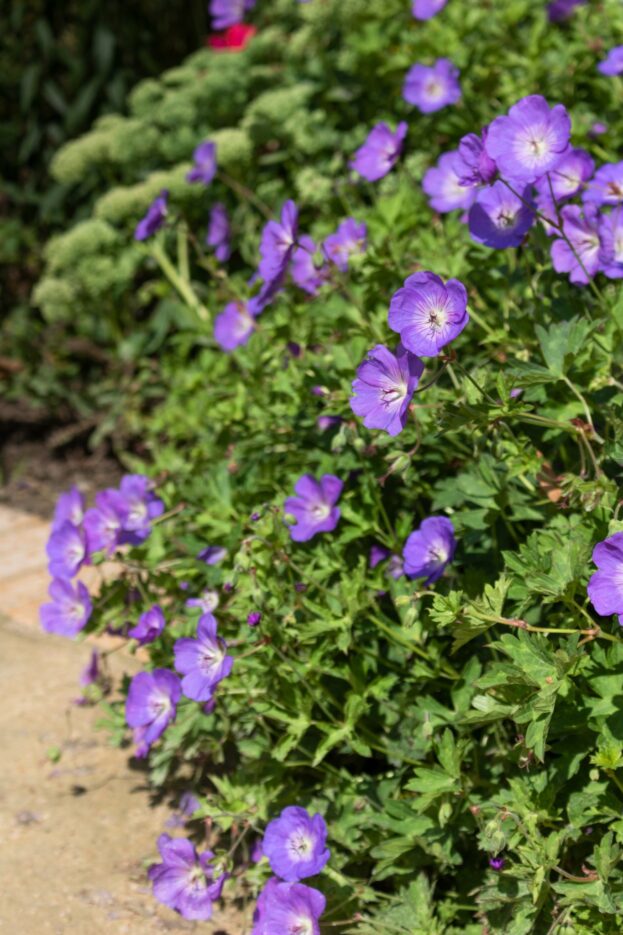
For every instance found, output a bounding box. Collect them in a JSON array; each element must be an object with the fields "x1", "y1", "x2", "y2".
[{"x1": 36, "y1": 0, "x2": 623, "y2": 932}]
